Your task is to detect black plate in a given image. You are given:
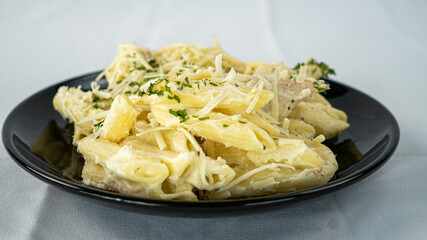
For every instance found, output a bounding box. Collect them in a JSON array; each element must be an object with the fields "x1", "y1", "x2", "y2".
[{"x1": 2, "y1": 71, "x2": 399, "y2": 217}]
